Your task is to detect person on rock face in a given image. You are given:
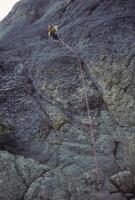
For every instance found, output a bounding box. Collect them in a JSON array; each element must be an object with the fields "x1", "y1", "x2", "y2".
[{"x1": 48, "y1": 24, "x2": 59, "y2": 43}]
